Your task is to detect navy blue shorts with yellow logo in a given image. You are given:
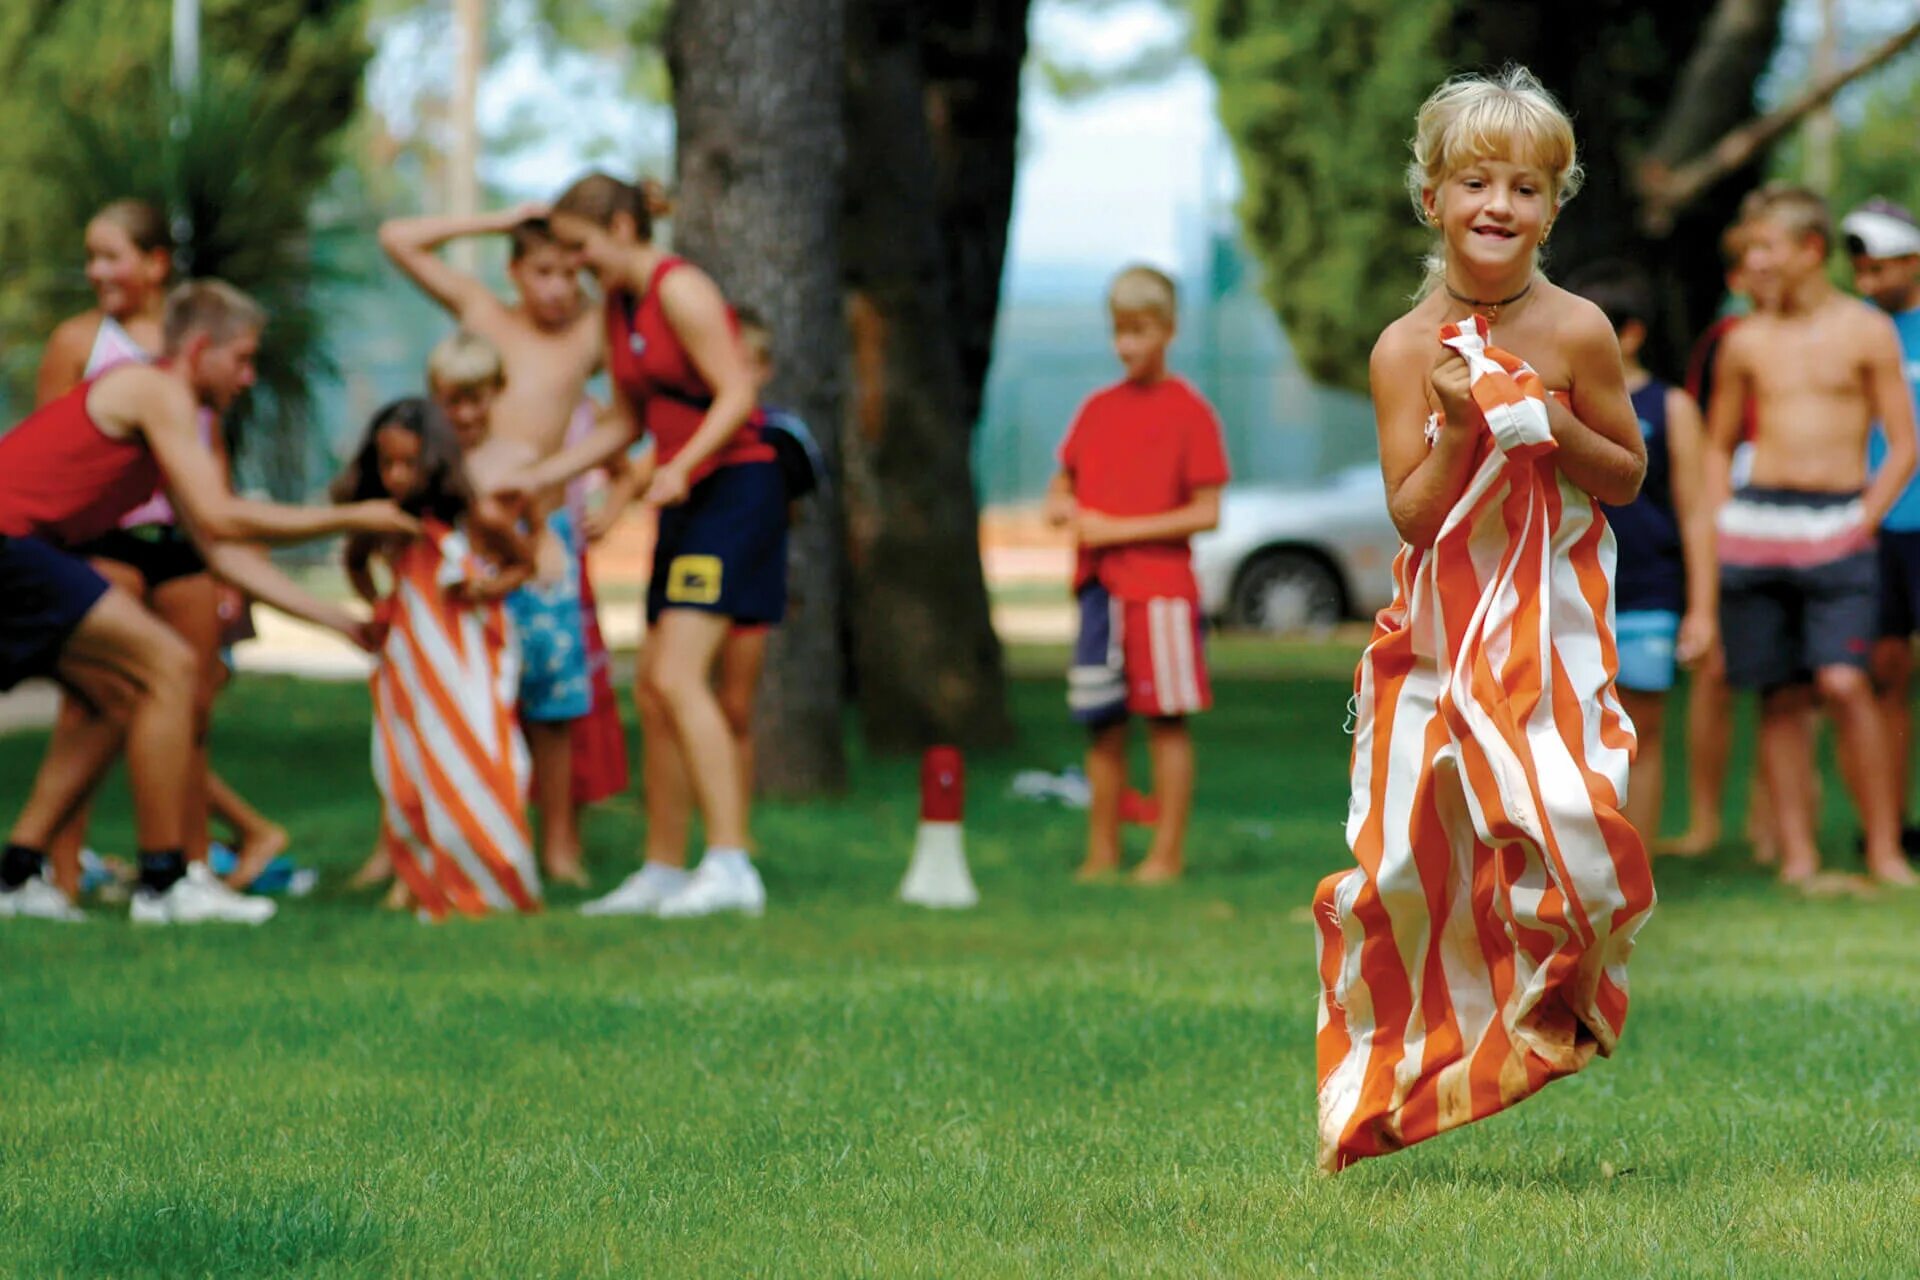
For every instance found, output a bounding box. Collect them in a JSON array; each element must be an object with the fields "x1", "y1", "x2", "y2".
[{"x1": 647, "y1": 459, "x2": 788, "y2": 626}]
